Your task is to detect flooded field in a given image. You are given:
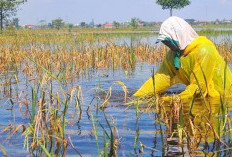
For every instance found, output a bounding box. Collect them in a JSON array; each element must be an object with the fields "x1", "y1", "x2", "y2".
[
  {"x1": 0, "y1": 64, "x2": 165, "y2": 156},
  {"x1": 0, "y1": 30, "x2": 232, "y2": 156}
]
